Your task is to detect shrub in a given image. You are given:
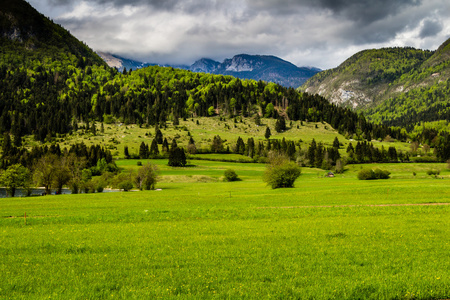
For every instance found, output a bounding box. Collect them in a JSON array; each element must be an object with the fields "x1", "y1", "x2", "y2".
[
  {"x1": 134, "y1": 163, "x2": 159, "y2": 190},
  {"x1": 427, "y1": 169, "x2": 440, "y2": 176},
  {"x1": 263, "y1": 153, "x2": 301, "y2": 189},
  {"x1": 224, "y1": 169, "x2": 239, "y2": 182},
  {"x1": 119, "y1": 181, "x2": 133, "y2": 191},
  {"x1": 357, "y1": 169, "x2": 373, "y2": 180},
  {"x1": 168, "y1": 147, "x2": 187, "y2": 167},
  {"x1": 137, "y1": 161, "x2": 142, "y2": 166},
  {"x1": 357, "y1": 168, "x2": 390, "y2": 180},
  {"x1": 373, "y1": 168, "x2": 390, "y2": 179}
]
